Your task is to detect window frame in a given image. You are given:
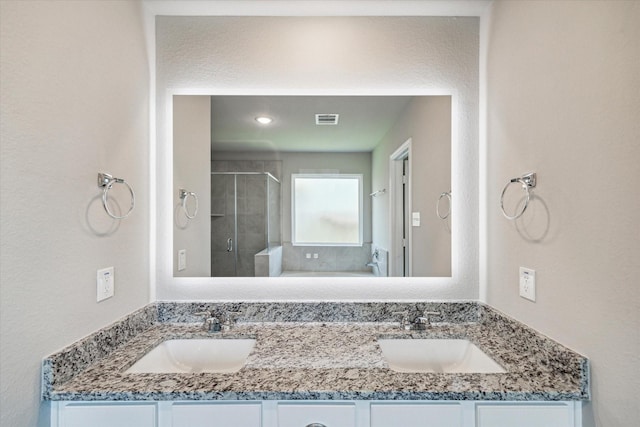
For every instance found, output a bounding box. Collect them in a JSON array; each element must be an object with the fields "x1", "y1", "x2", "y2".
[{"x1": 291, "y1": 173, "x2": 364, "y2": 247}]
